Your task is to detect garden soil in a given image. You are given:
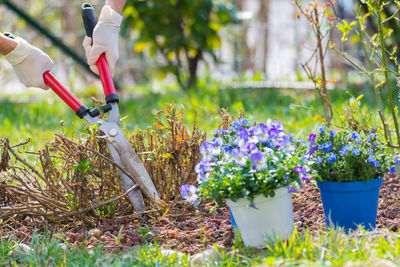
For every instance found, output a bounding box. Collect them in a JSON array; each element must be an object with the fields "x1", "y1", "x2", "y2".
[{"x1": 2, "y1": 174, "x2": 400, "y2": 255}]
